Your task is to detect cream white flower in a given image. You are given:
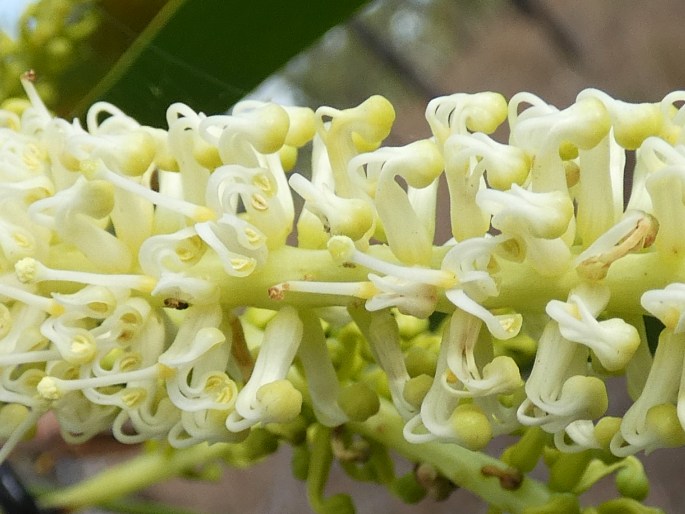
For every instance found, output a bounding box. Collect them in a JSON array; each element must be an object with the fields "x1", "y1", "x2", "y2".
[
  {"x1": 518, "y1": 285, "x2": 614, "y2": 435},
  {"x1": 426, "y1": 92, "x2": 507, "y2": 145},
  {"x1": 546, "y1": 284, "x2": 640, "y2": 372},
  {"x1": 509, "y1": 94, "x2": 610, "y2": 193},
  {"x1": 347, "y1": 139, "x2": 443, "y2": 265},
  {"x1": 477, "y1": 185, "x2": 573, "y2": 276},
  {"x1": 226, "y1": 306, "x2": 303, "y2": 432}
]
